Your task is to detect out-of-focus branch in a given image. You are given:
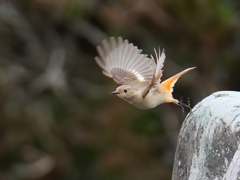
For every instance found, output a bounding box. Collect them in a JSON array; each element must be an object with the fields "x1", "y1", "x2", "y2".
[
  {"x1": 11, "y1": 155, "x2": 55, "y2": 179},
  {"x1": 0, "y1": 2, "x2": 47, "y2": 69},
  {"x1": 67, "y1": 19, "x2": 108, "y2": 46},
  {"x1": 29, "y1": 46, "x2": 67, "y2": 94}
]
